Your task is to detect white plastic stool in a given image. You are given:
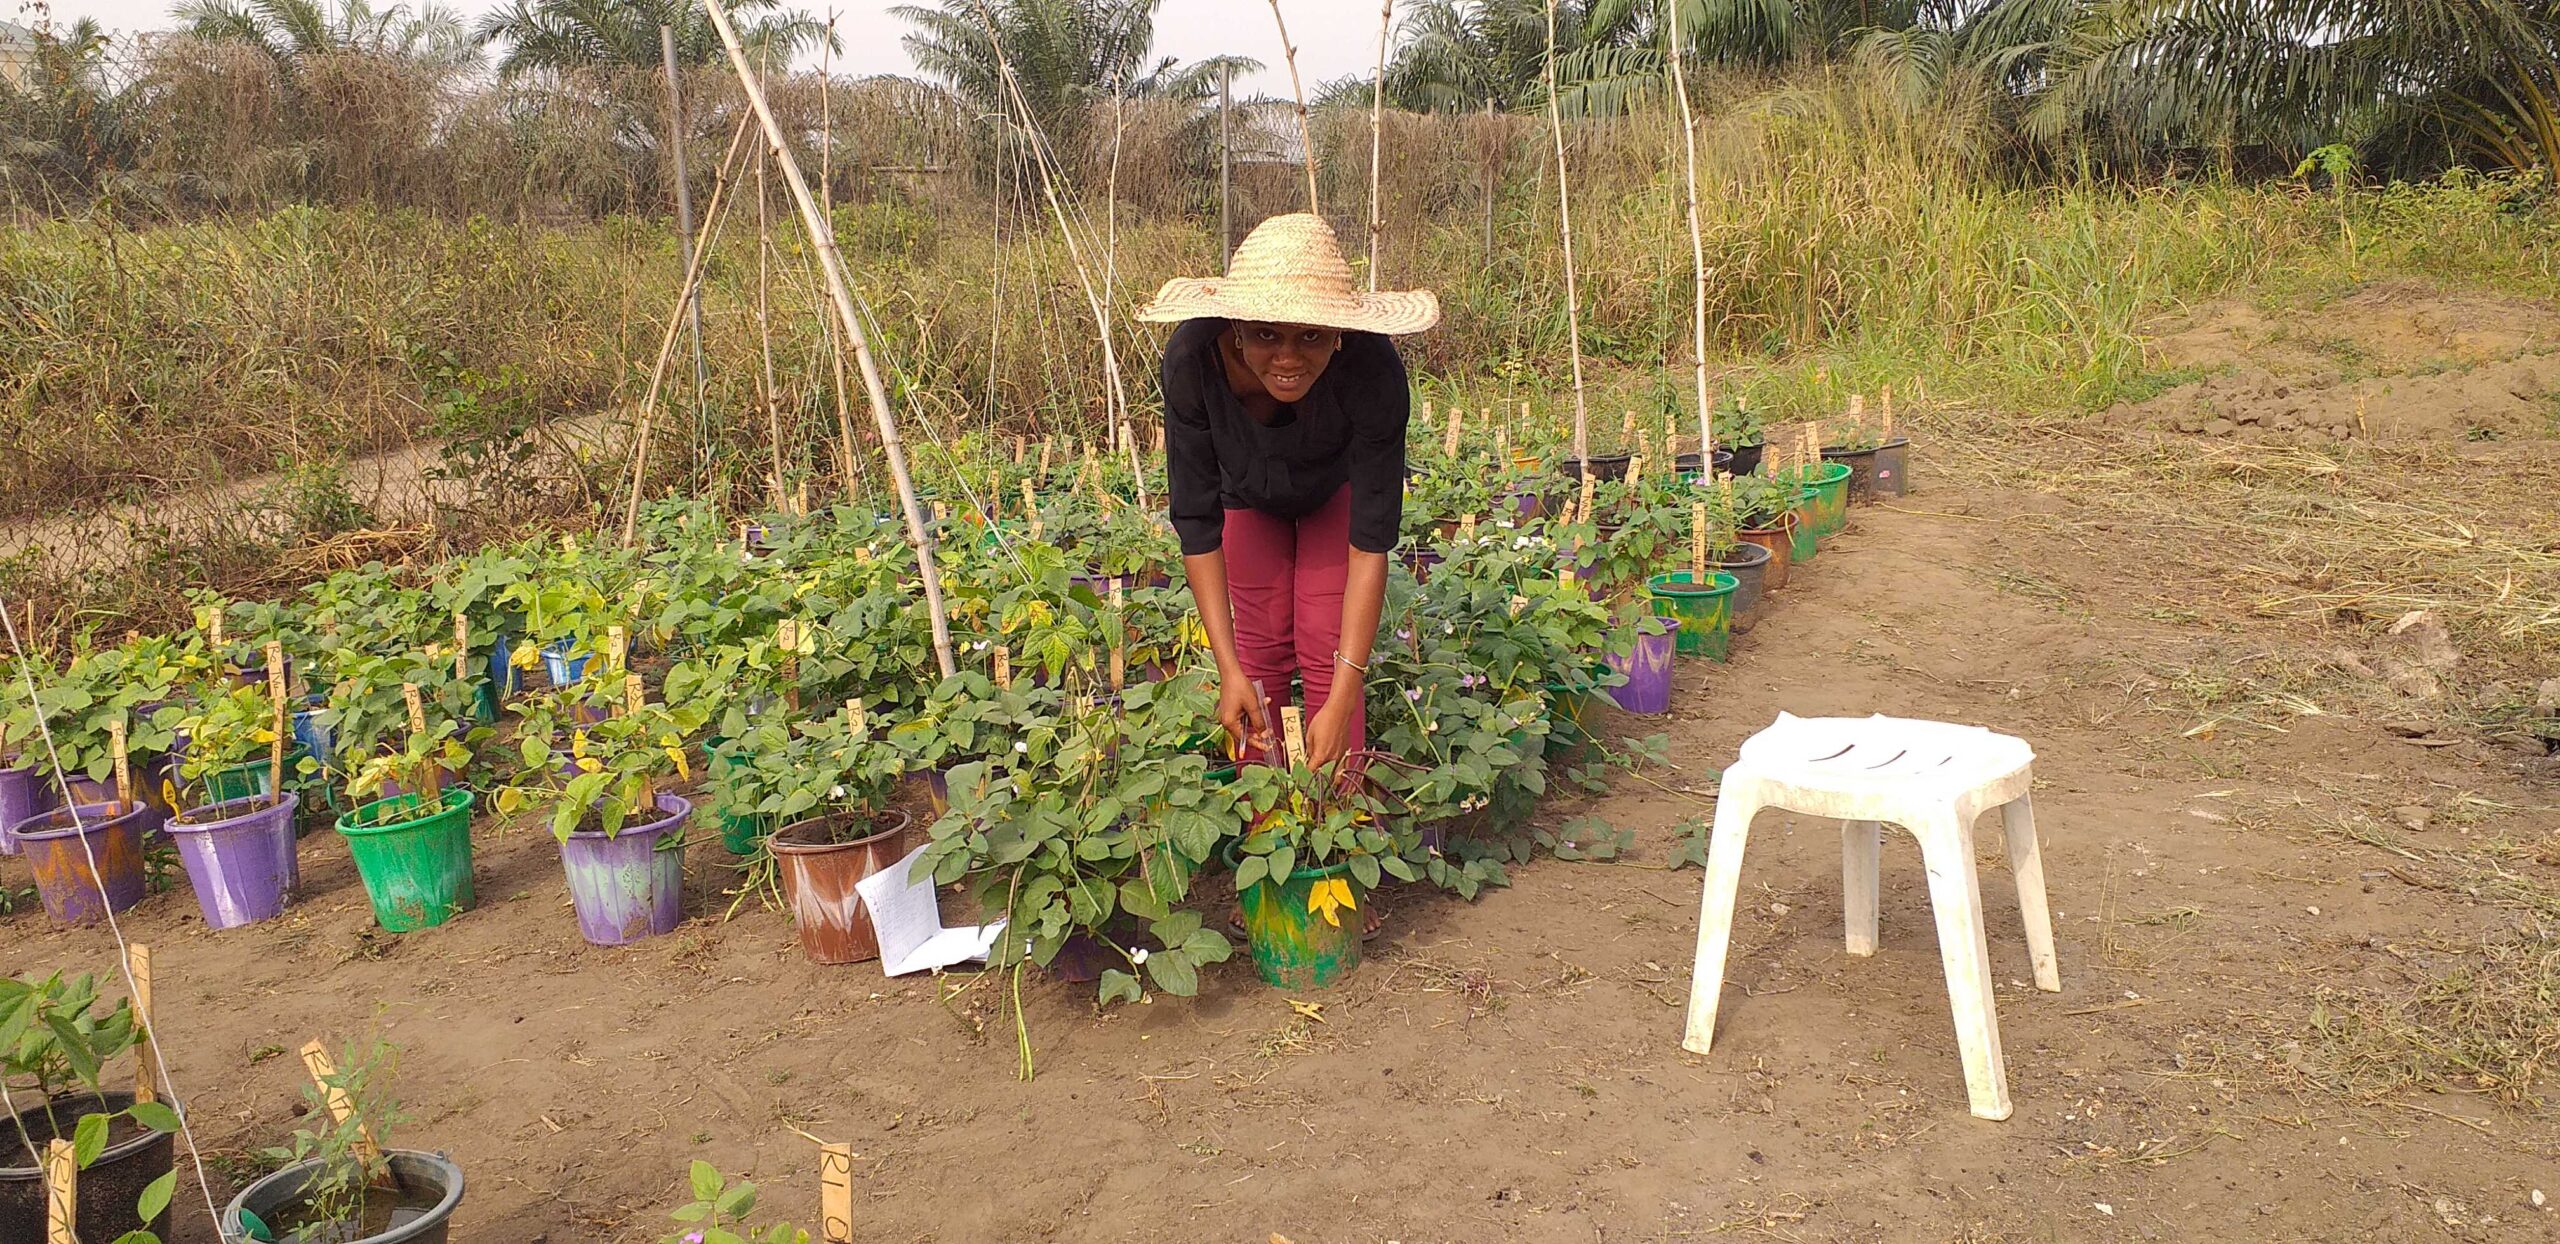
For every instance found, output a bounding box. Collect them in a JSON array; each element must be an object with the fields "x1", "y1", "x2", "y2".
[{"x1": 1681, "y1": 713, "x2": 2060, "y2": 1121}]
